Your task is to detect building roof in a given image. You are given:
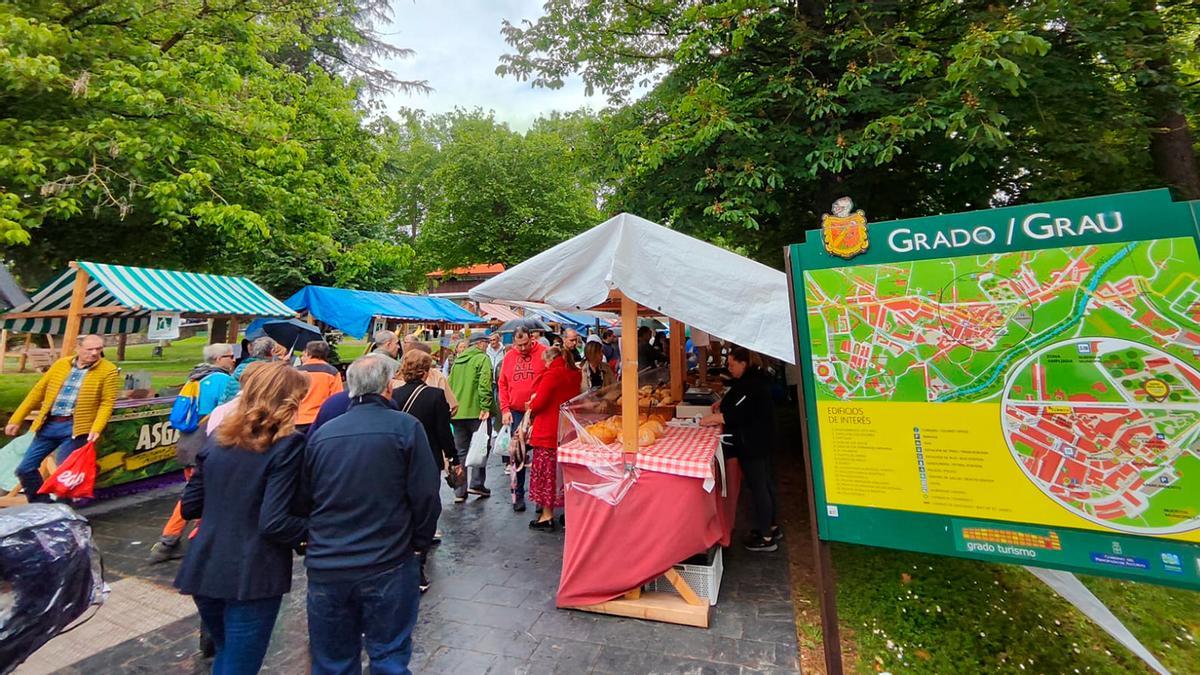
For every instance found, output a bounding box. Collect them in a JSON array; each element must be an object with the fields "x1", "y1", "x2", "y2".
[{"x1": 426, "y1": 264, "x2": 506, "y2": 278}]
